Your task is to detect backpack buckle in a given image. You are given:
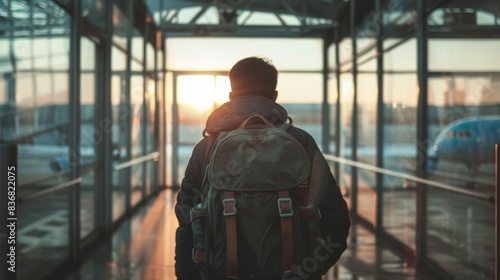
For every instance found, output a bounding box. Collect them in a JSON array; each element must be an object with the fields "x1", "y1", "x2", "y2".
[
  {"x1": 277, "y1": 198, "x2": 293, "y2": 217},
  {"x1": 222, "y1": 198, "x2": 237, "y2": 216}
]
